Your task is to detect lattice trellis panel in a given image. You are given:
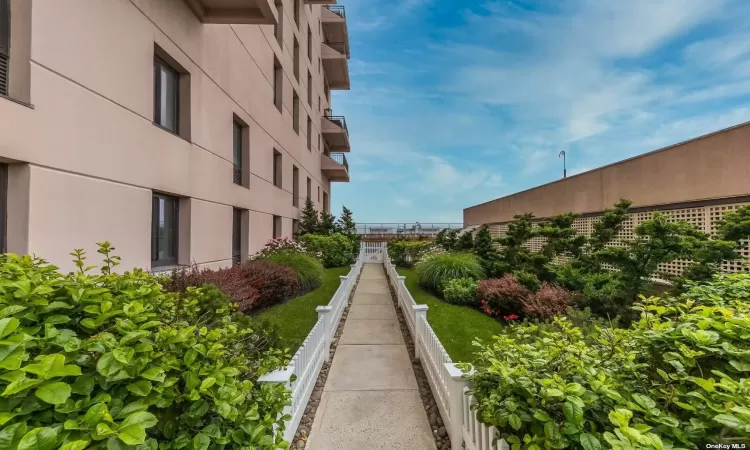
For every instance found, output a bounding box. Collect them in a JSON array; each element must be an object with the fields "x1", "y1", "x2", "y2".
[{"x1": 486, "y1": 201, "x2": 750, "y2": 276}]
